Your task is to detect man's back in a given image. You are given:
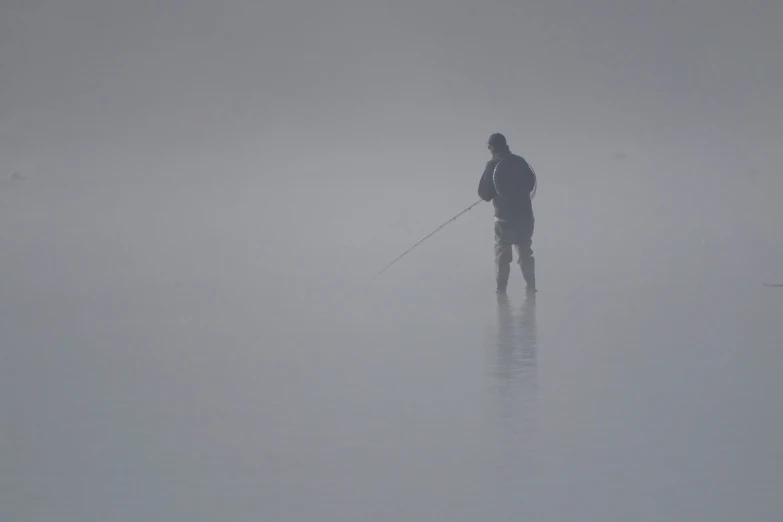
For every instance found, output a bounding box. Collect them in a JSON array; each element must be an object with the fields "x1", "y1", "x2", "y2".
[{"x1": 477, "y1": 151, "x2": 536, "y2": 222}]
